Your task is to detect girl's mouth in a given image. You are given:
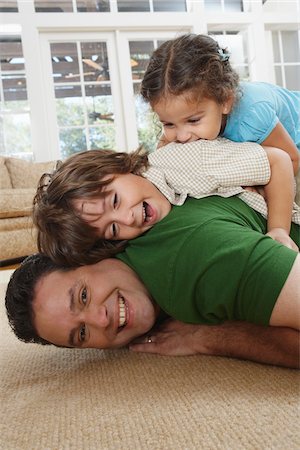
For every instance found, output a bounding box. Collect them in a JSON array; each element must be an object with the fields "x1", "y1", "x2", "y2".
[
  {"x1": 118, "y1": 295, "x2": 128, "y2": 330},
  {"x1": 142, "y1": 202, "x2": 154, "y2": 224}
]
